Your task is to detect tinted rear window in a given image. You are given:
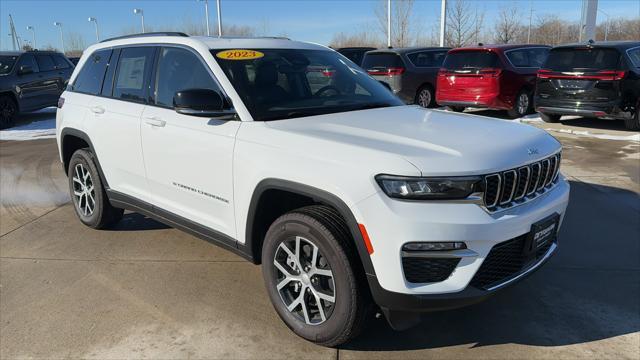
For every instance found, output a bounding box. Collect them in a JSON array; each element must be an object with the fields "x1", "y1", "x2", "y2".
[
  {"x1": 505, "y1": 48, "x2": 549, "y2": 68},
  {"x1": 442, "y1": 51, "x2": 500, "y2": 69},
  {"x1": 35, "y1": 55, "x2": 56, "y2": 71},
  {"x1": 544, "y1": 48, "x2": 621, "y2": 71},
  {"x1": 53, "y1": 55, "x2": 71, "y2": 69},
  {"x1": 361, "y1": 53, "x2": 403, "y2": 69},
  {"x1": 72, "y1": 49, "x2": 111, "y2": 95}
]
